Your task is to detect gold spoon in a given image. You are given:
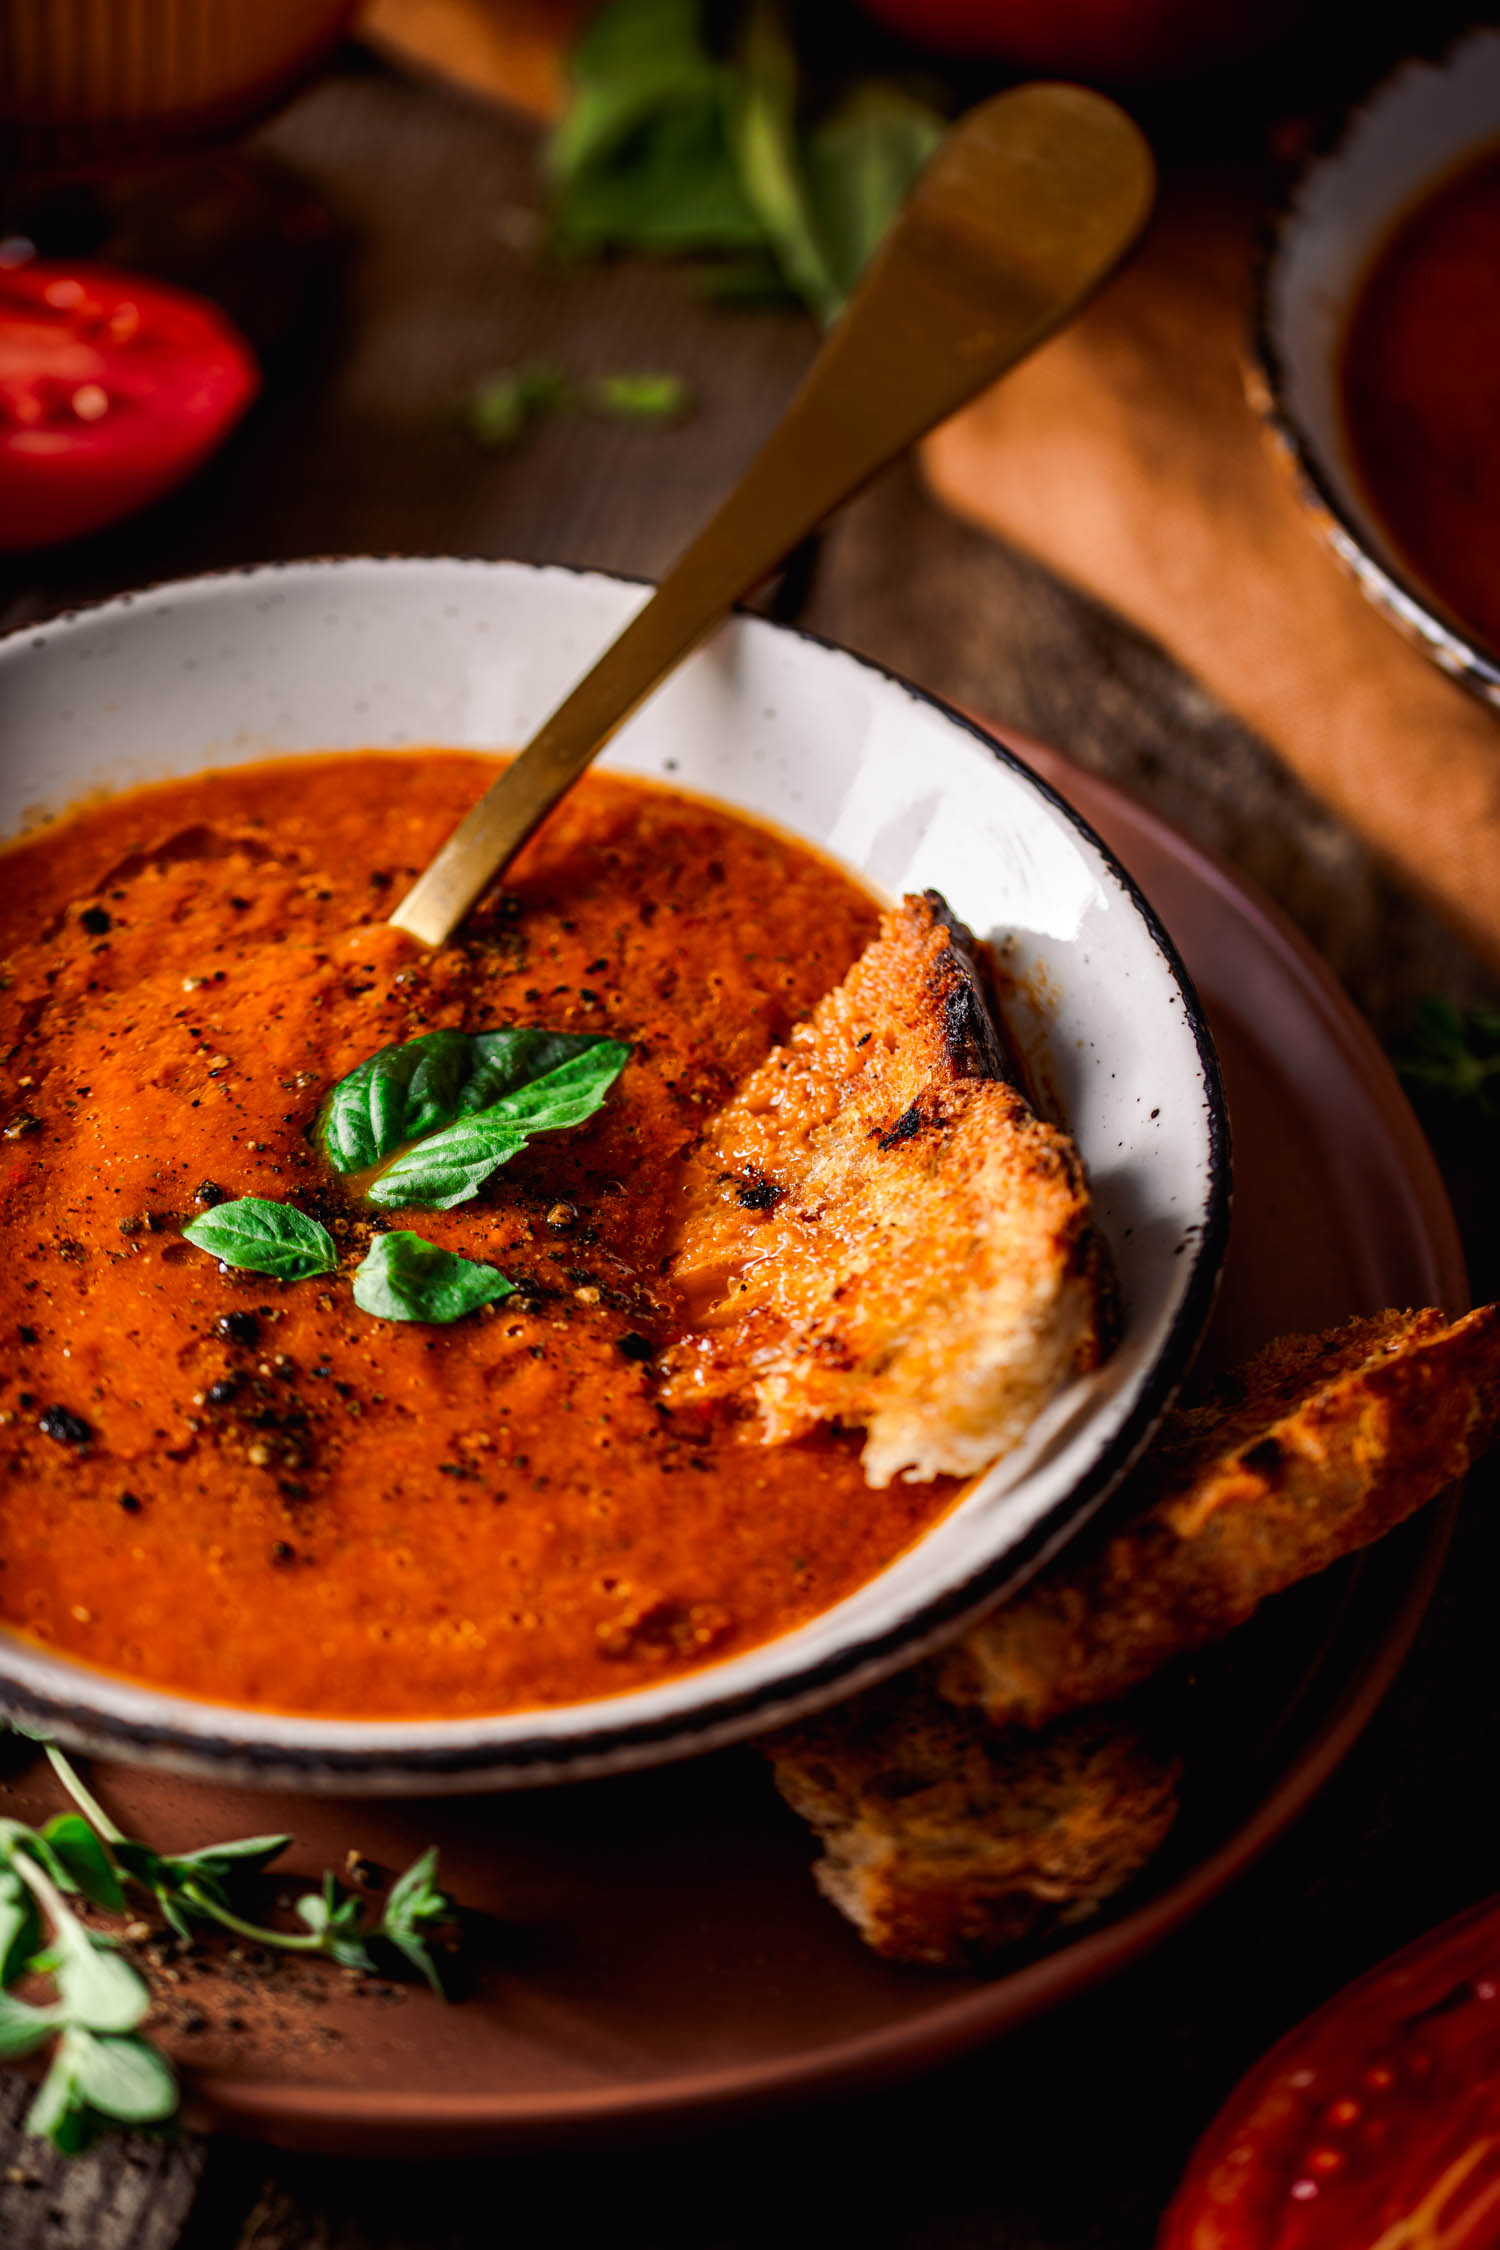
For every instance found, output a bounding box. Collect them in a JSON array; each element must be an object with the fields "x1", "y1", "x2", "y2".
[{"x1": 390, "y1": 82, "x2": 1154, "y2": 949}]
